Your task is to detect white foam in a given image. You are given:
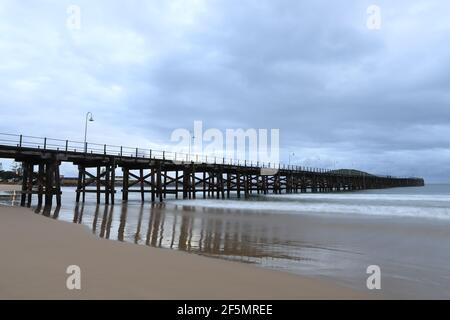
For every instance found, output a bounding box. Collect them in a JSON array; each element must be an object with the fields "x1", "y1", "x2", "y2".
[
  {"x1": 170, "y1": 198, "x2": 450, "y2": 220},
  {"x1": 264, "y1": 193, "x2": 450, "y2": 202}
]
